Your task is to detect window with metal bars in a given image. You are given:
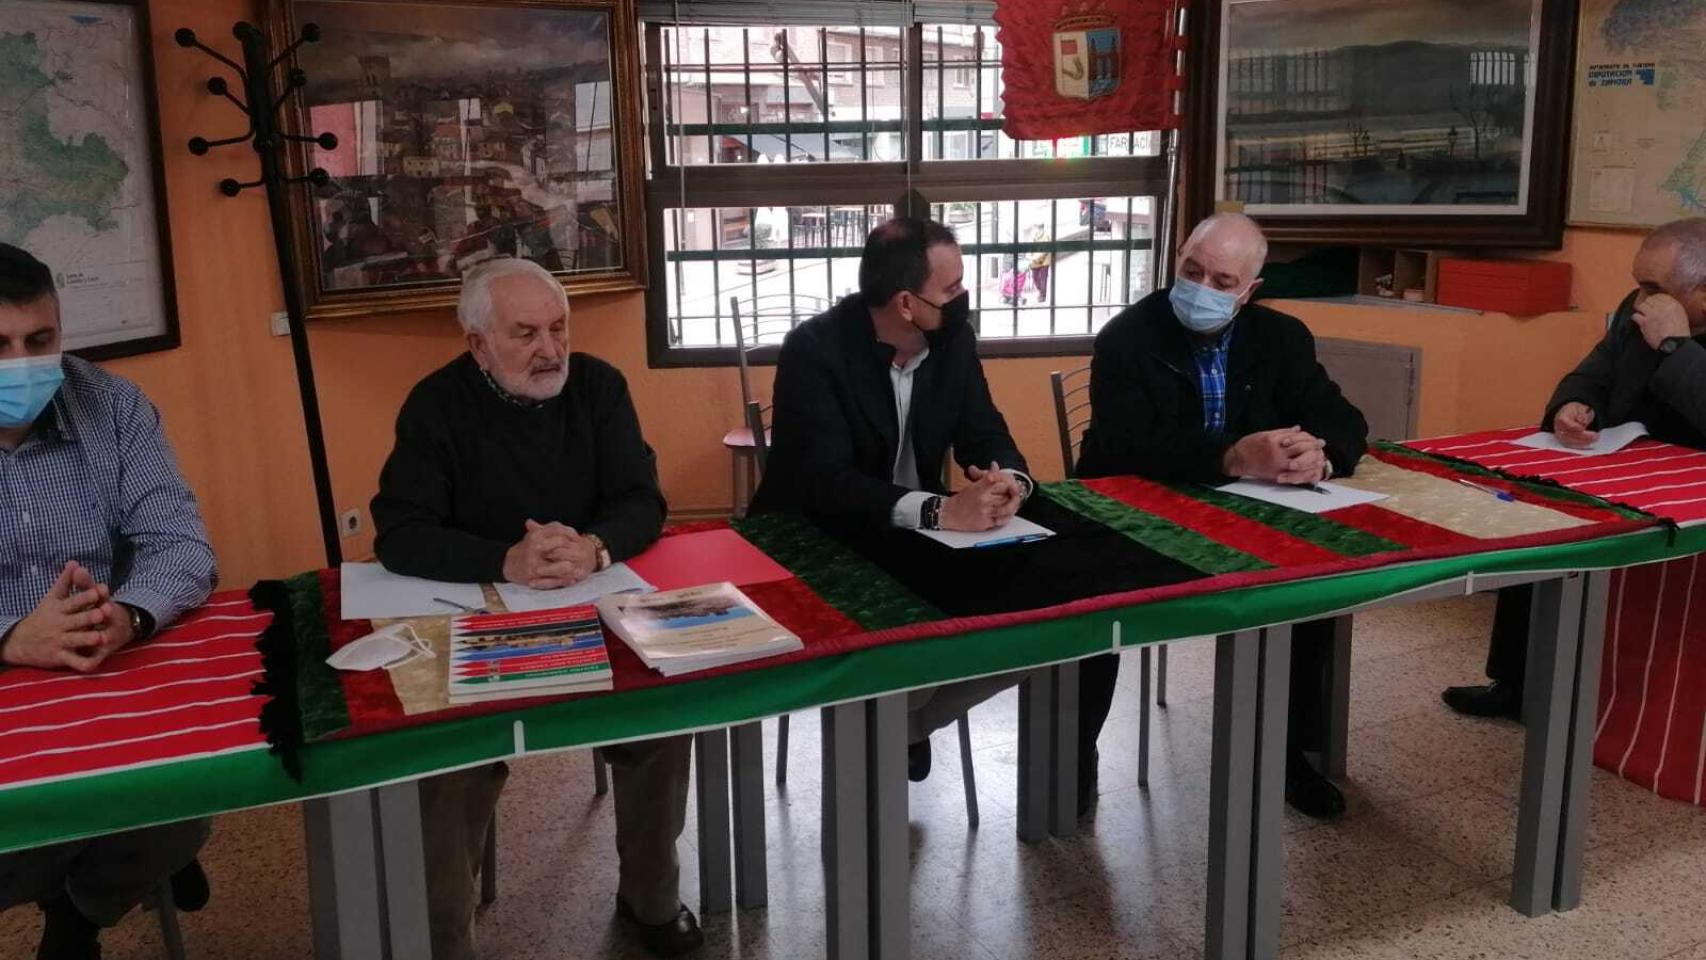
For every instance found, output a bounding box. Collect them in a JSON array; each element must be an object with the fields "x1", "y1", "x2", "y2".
[{"x1": 642, "y1": 8, "x2": 1176, "y2": 366}]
